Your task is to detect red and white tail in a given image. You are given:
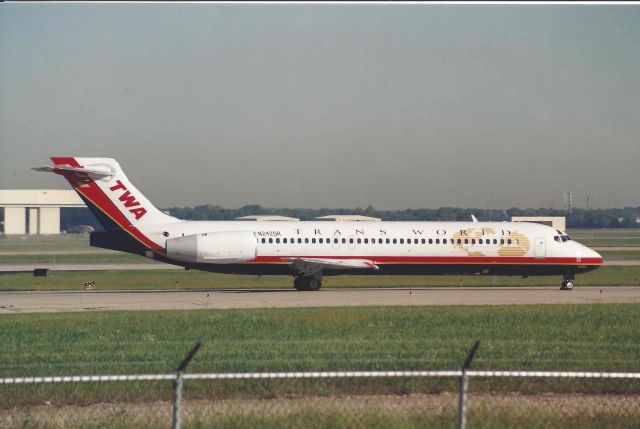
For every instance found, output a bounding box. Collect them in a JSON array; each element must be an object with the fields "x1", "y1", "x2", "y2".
[{"x1": 33, "y1": 157, "x2": 177, "y2": 252}]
